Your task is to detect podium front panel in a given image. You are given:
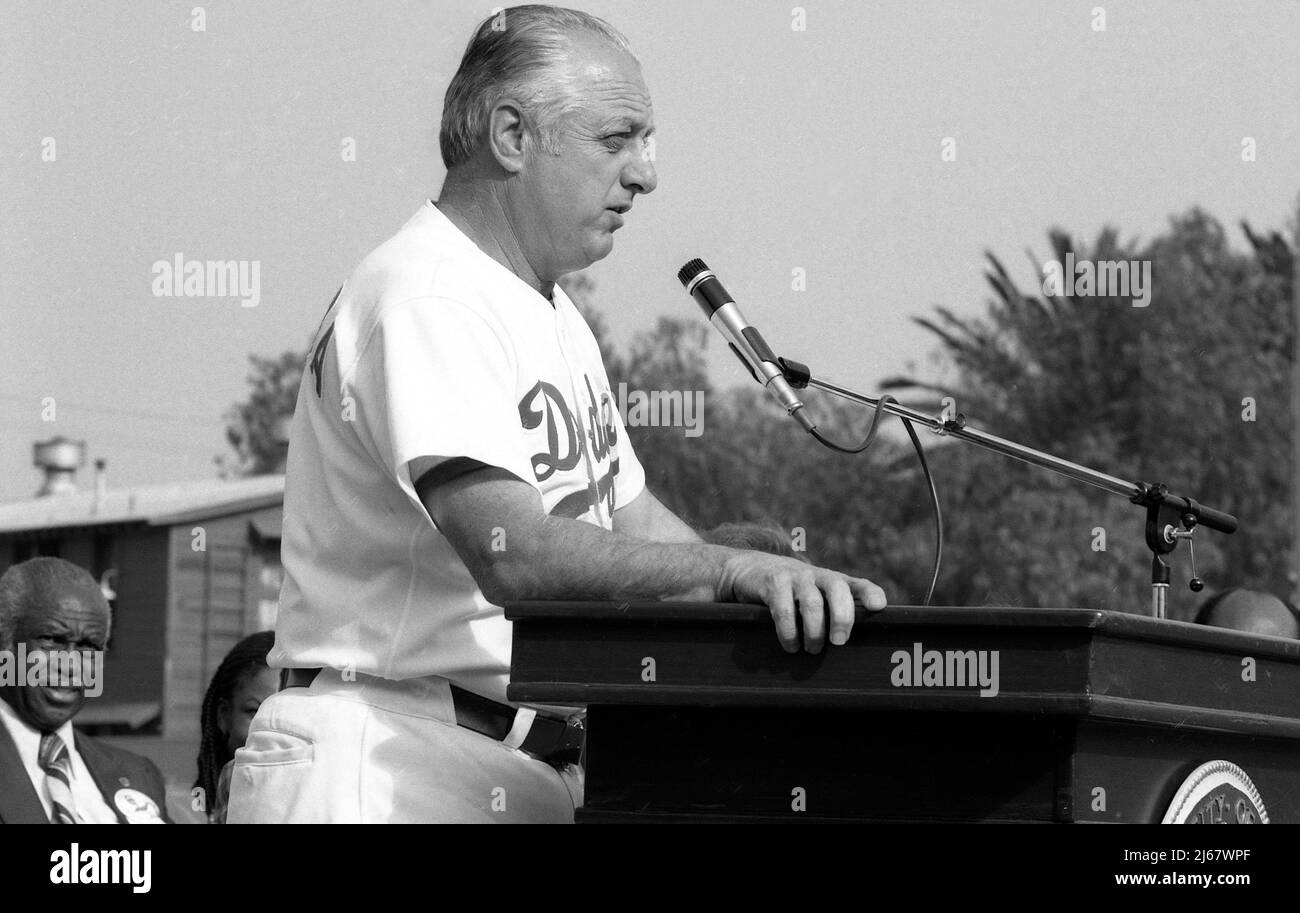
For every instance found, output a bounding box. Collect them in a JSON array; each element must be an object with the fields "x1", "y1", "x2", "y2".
[{"x1": 508, "y1": 603, "x2": 1300, "y2": 822}]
